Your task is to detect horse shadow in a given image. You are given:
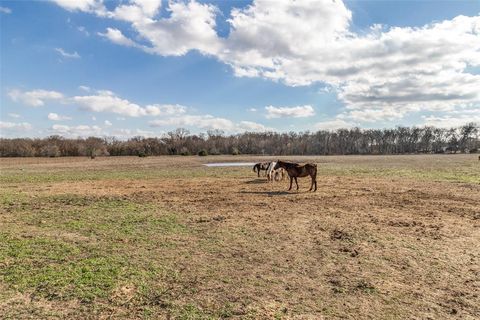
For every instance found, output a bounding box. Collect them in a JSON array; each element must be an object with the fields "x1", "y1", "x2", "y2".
[
  {"x1": 239, "y1": 190, "x2": 291, "y2": 196},
  {"x1": 244, "y1": 179, "x2": 268, "y2": 184}
]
